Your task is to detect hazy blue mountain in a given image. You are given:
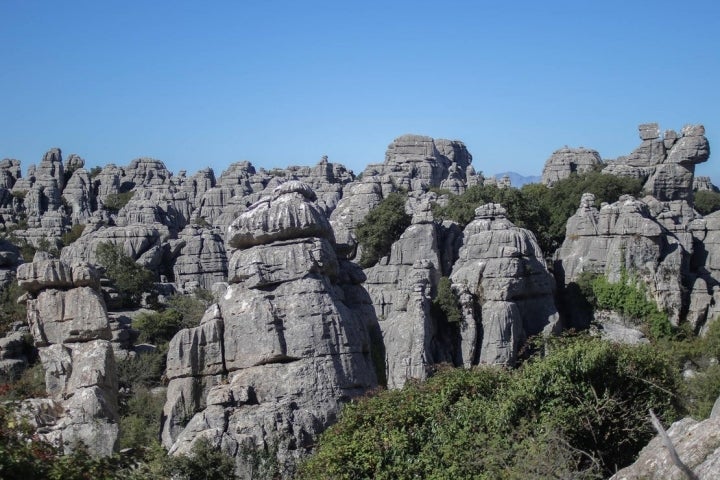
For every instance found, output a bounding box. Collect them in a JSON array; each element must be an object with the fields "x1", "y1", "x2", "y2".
[{"x1": 492, "y1": 171, "x2": 541, "y2": 187}]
